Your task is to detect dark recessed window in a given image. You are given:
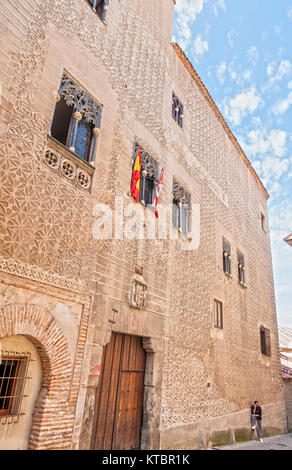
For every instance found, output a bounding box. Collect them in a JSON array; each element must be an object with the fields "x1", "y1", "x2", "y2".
[
  {"x1": 260, "y1": 327, "x2": 271, "y2": 357},
  {"x1": 238, "y1": 251, "x2": 246, "y2": 285},
  {"x1": 214, "y1": 299, "x2": 223, "y2": 329},
  {"x1": 172, "y1": 180, "x2": 191, "y2": 237},
  {"x1": 87, "y1": 0, "x2": 108, "y2": 21},
  {"x1": 132, "y1": 143, "x2": 158, "y2": 207},
  {"x1": 0, "y1": 354, "x2": 30, "y2": 417},
  {"x1": 261, "y1": 213, "x2": 266, "y2": 232},
  {"x1": 51, "y1": 72, "x2": 102, "y2": 164},
  {"x1": 223, "y1": 239, "x2": 232, "y2": 275},
  {"x1": 172, "y1": 93, "x2": 184, "y2": 128}
]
